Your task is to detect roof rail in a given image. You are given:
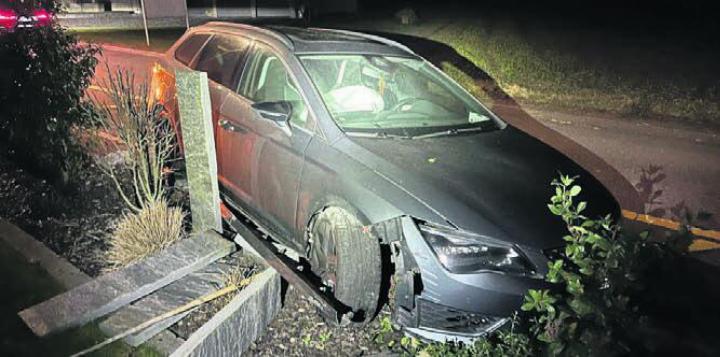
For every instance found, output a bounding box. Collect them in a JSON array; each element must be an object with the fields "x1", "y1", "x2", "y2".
[
  {"x1": 308, "y1": 27, "x2": 416, "y2": 55},
  {"x1": 203, "y1": 22, "x2": 294, "y2": 50}
]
